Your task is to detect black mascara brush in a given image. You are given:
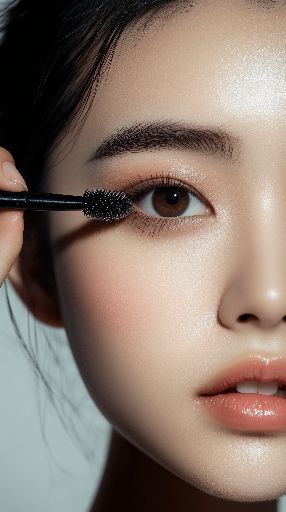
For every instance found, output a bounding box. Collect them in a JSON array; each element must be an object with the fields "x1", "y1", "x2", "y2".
[{"x1": 0, "y1": 189, "x2": 134, "y2": 222}]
